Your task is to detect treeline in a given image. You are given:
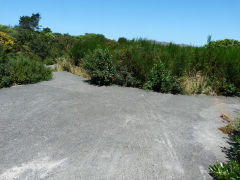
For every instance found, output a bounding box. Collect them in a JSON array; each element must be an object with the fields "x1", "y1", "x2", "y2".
[{"x1": 1, "y1": 13, "x2": 240, "y2": 96}]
